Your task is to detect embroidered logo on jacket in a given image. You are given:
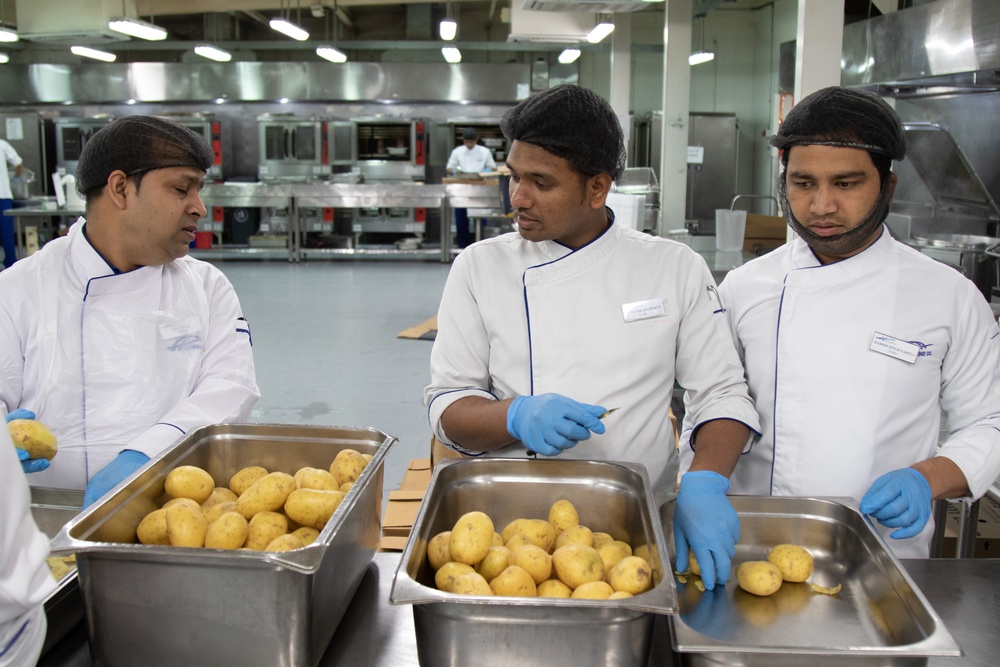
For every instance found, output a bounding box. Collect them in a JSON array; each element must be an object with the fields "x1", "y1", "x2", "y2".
[
  {"x1": 907, "y1": 341, "x2": 933, "y2": 357},
  {"x1": 168, "y1": 334, "x2": 204, "y2": 351}
]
